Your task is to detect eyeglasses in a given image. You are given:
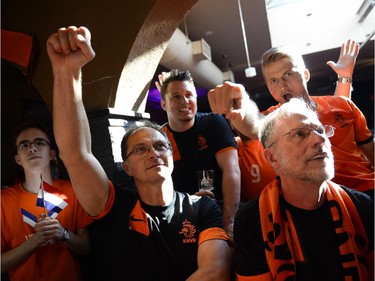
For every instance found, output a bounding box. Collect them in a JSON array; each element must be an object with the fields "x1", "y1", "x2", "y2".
[
  {"x1": 267, "y1": 125, "x2": 335, "y2": 148},
  {"x1": 124, "y1": 140, "x2": 172, "y2": 161},
  {"x1": 16, "y1": 139, "x2": 50, "y2": 151}
]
